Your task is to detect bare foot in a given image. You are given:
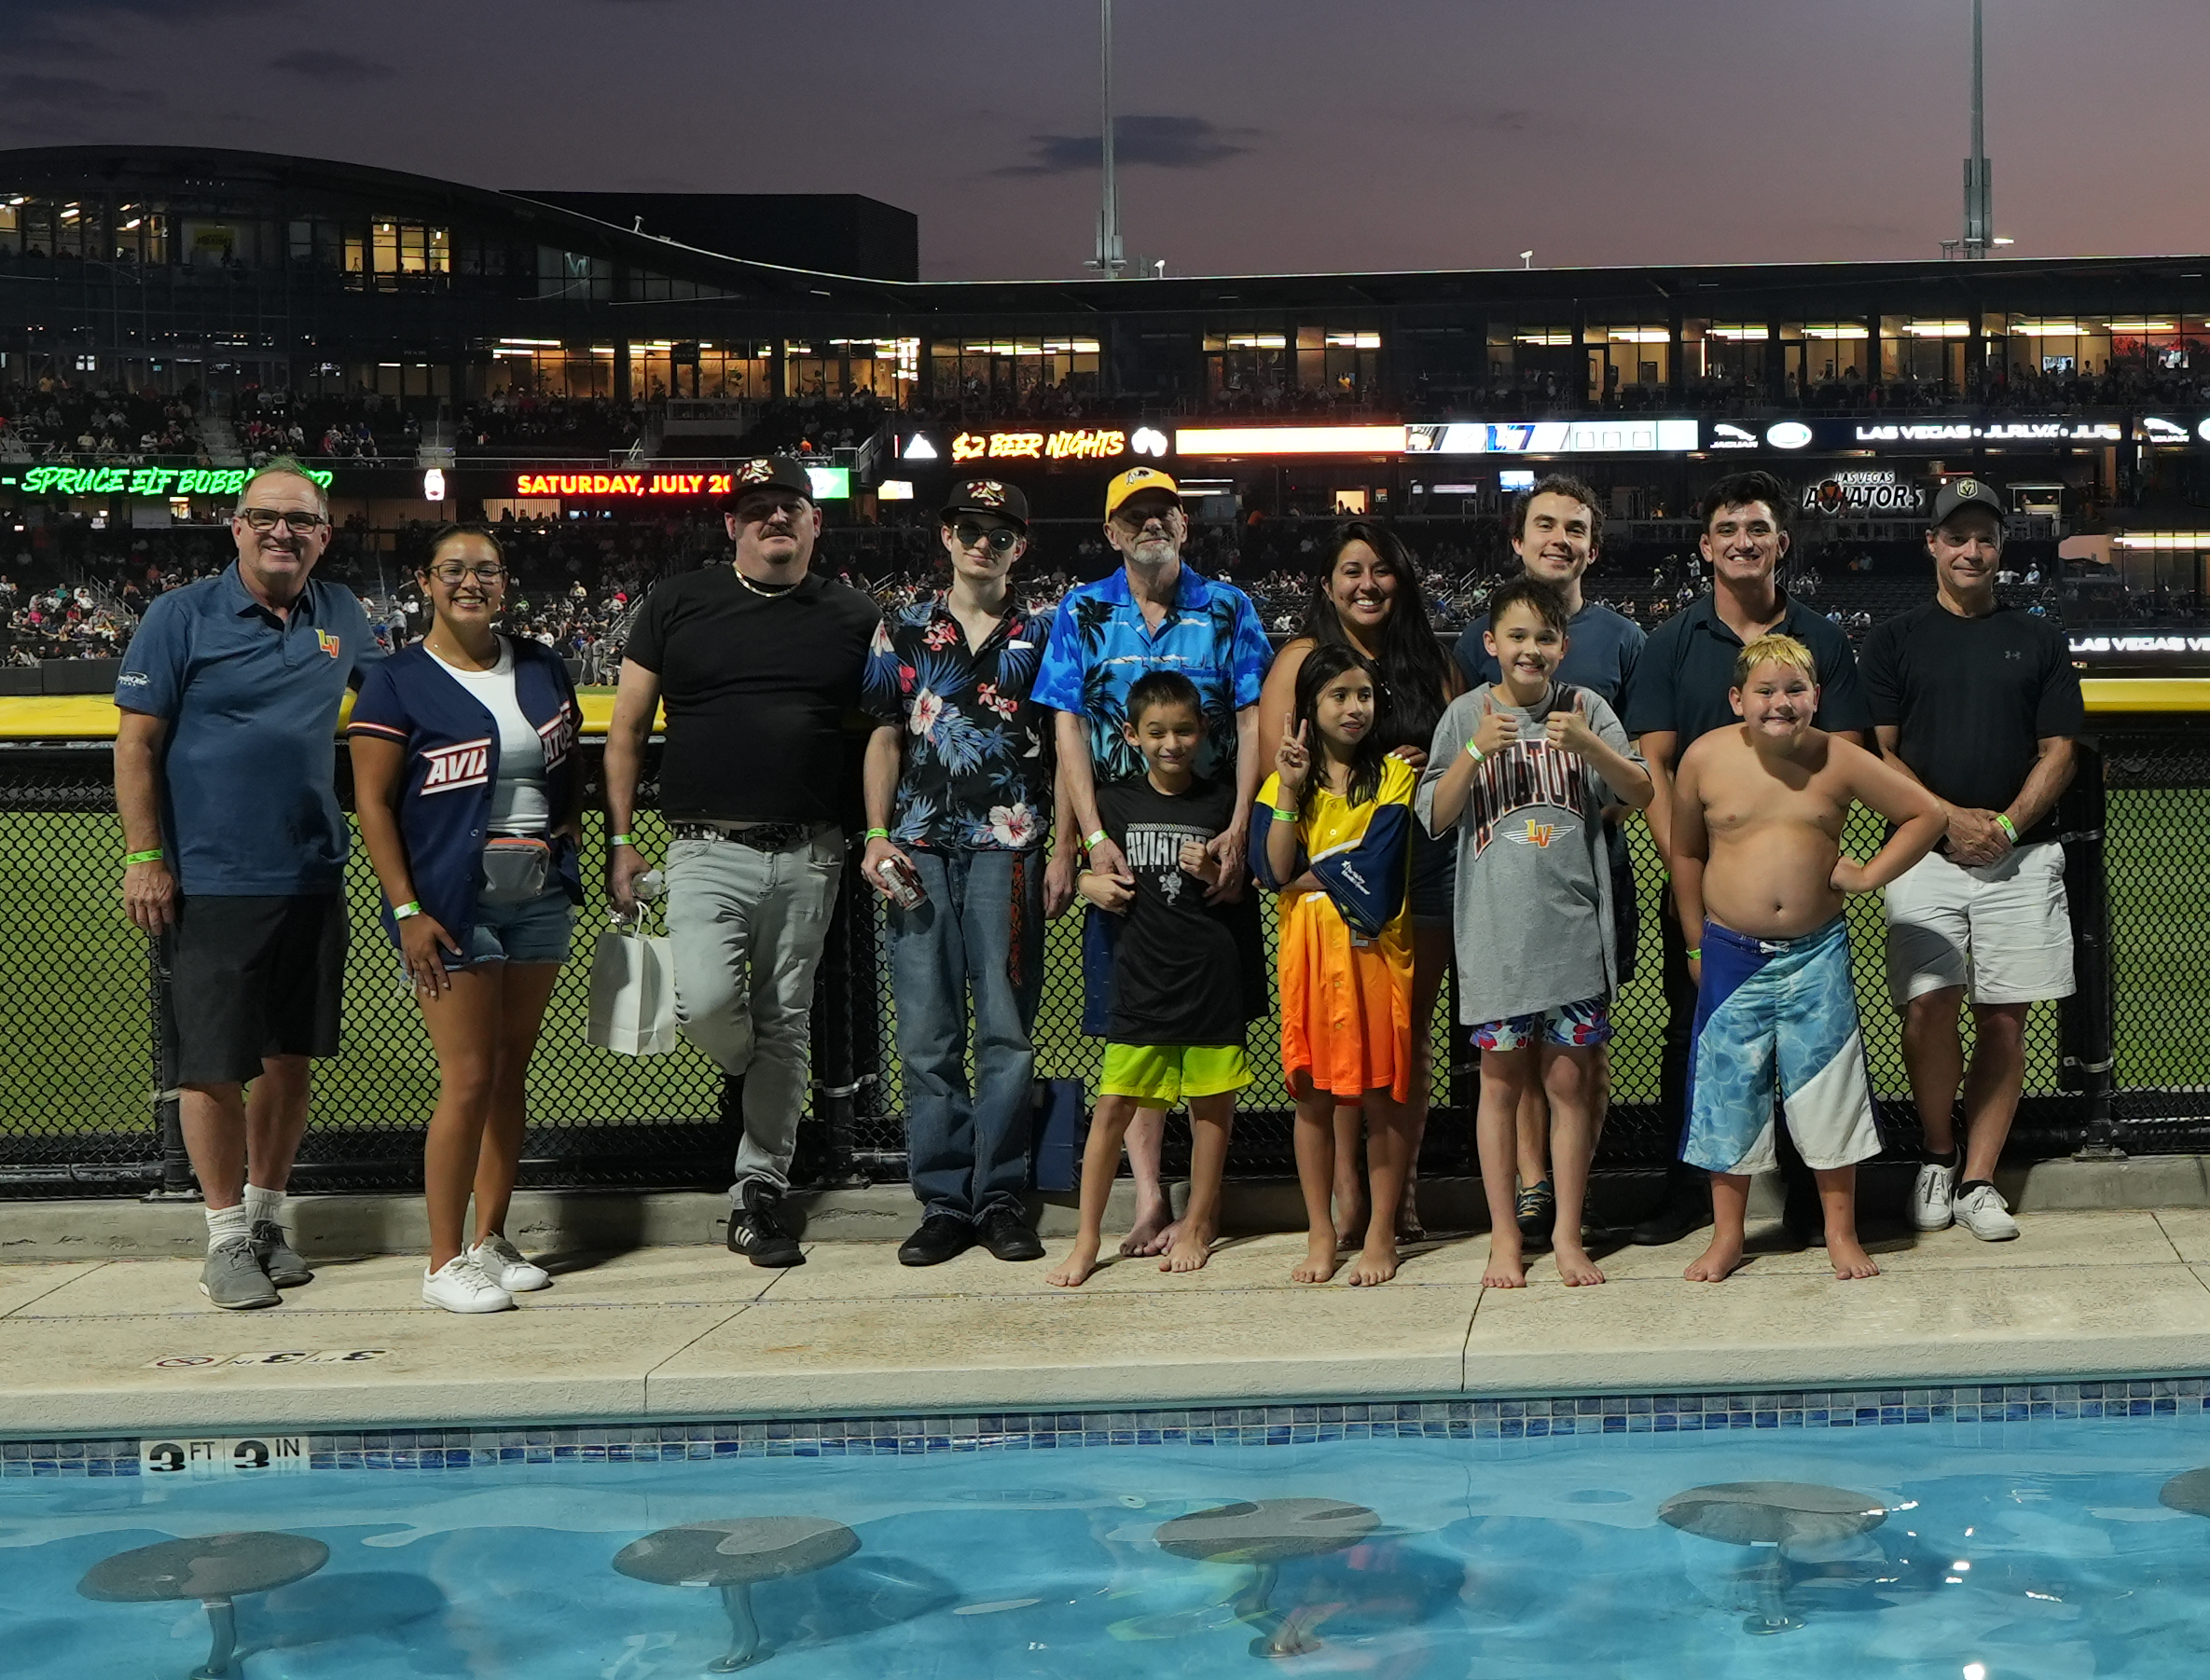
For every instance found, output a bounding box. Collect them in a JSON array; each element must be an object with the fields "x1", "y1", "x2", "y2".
[
  {"x1": 1482, "y1": 1238, "x2": 1526, "y2": 1289},
  {"x1": 1395, "y1": 1186, "x2": 1428, "y2": 1245},
  {"x1": 1553, "y1": 1241, "x2": 1607, "y2": 1287},
  {"x1": 1046, "y1": 1239, "x2": 1103, "y2": 1288},
  {"x1": 1828, "y1": 1233, "x2": 1880, "y2": 1281},
  {"x1": 1160, "y1": 1221, "x2": 1216, "y2": 1274},
  {"x1": 1120, "y1": 1198, "x2": 1175, "y2": 1257},
  {"x1": 1683, "y1": 1232, "x2": 1747, "y2": 1282},
  {"x1": 1347, "y1": 1238, "x2": 1400, "y2": 1287},
  {"x1": 1292, "y1": 1233, "x2": 1342, "y2": 1284}
]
